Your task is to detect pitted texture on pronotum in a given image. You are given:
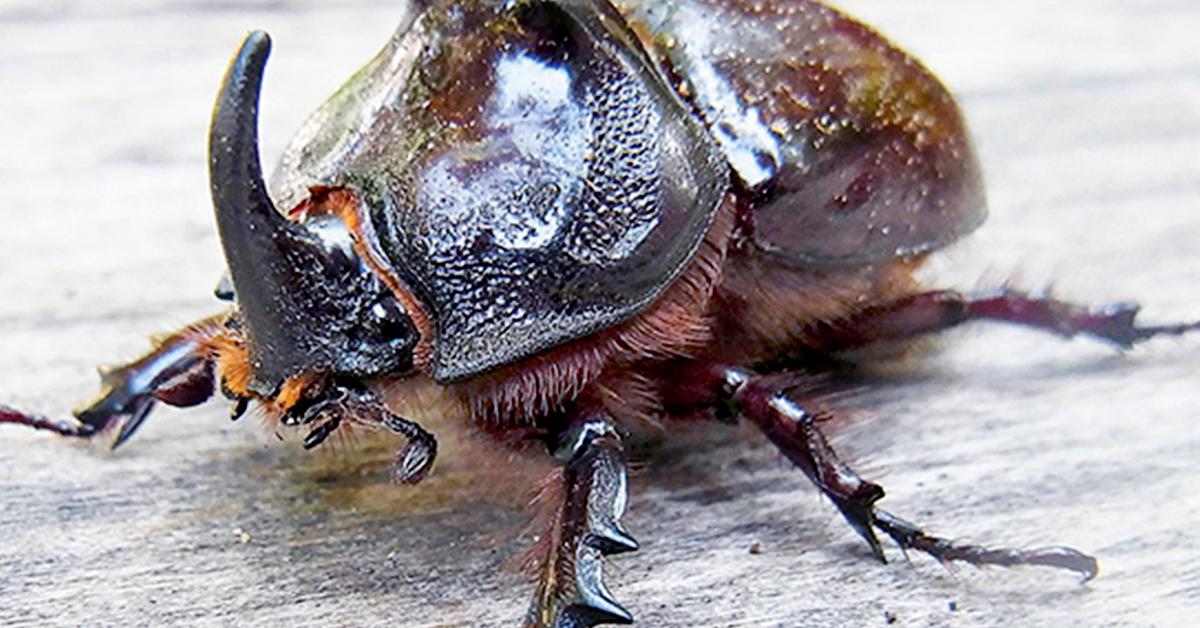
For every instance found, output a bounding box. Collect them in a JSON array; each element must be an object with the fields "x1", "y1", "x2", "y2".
[{"x1": 271, "y1": 0, "x2": 728, "y2": 383}]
